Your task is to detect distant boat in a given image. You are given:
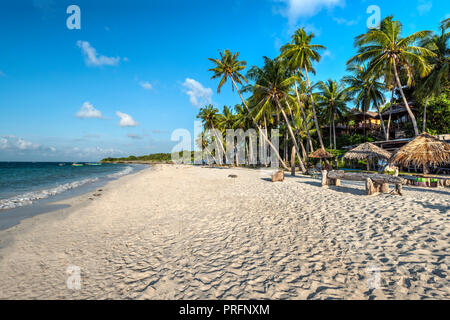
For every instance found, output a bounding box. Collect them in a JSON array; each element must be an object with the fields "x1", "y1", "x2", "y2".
[
  {"x1": 72, "y1": 163, "x2": 84, "y2": 167},
  {"x1": 86, "y1": 163, "x2": 102, "y2": 166},
  {"x1": 58, "y1": 163, "x2": 66, "y2": 166}
]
